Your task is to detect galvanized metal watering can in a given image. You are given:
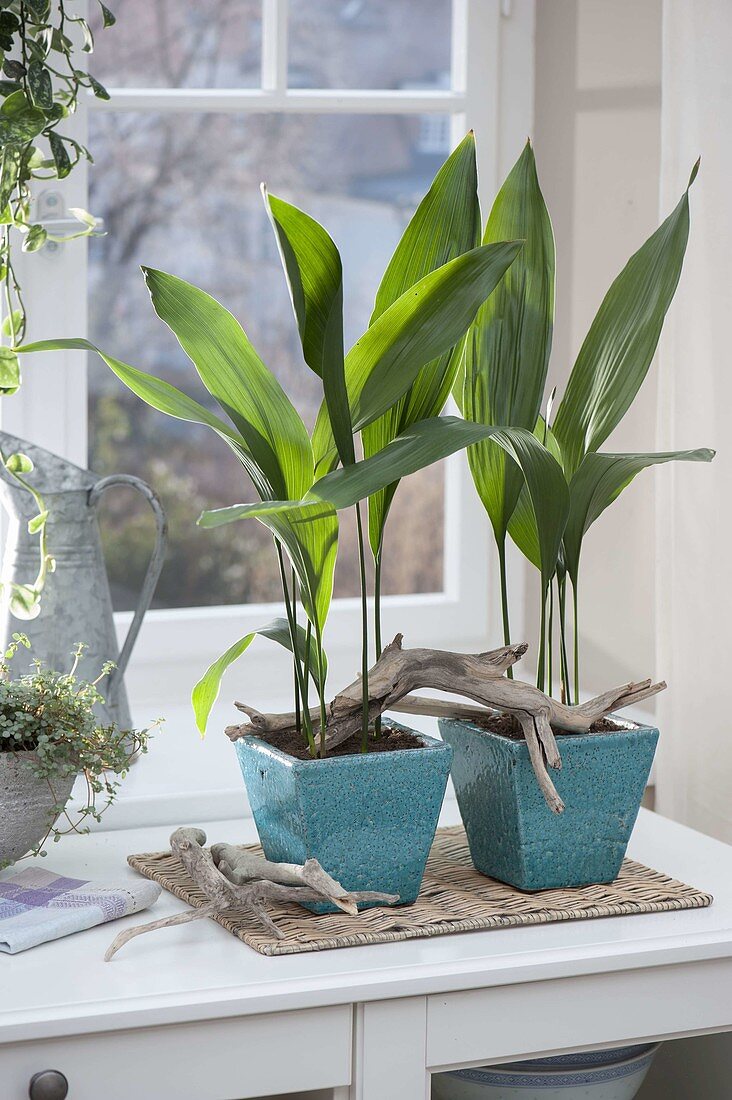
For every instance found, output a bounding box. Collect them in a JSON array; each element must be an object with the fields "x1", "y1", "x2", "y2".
[{"x1": 0, "y1": 431, "x2": 167, "y2": 729}]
